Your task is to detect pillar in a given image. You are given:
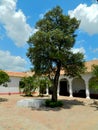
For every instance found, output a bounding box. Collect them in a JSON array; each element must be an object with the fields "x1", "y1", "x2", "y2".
[
  {"x1": 69, "y1": 79, "x2": 73, "y2": 97},
  {"x1": 82, "y1": 74, "x2": 92, "y2": 99},
  {"x1": 46, "y1": 85, "x2": 49, "y2": 95},
  {"x1": 85, "y1": 80, "x2": 90, "y2": 99},
  {"x1": 57, "y1": 81, "x2": 60, "y2": 96}
]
